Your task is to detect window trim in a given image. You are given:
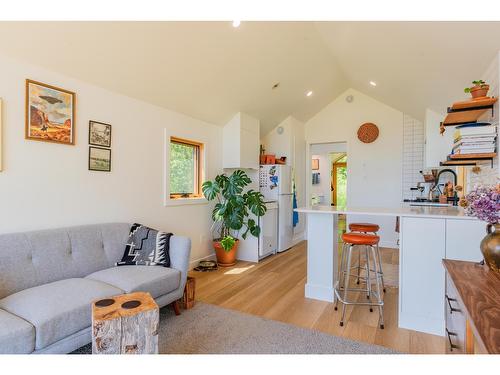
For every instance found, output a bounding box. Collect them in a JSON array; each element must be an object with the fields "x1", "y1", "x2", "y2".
[{"x1": 169, "y1": 136, "x2": 204, "y2": 200}]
